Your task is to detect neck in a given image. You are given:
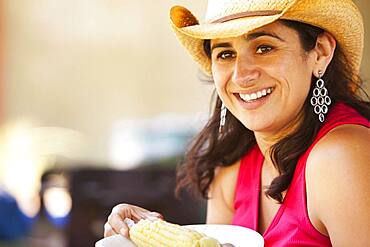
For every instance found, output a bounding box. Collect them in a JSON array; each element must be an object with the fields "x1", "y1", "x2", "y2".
[{"x1": 254, "y1": 110, "x2": 305, "y2": 167}]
